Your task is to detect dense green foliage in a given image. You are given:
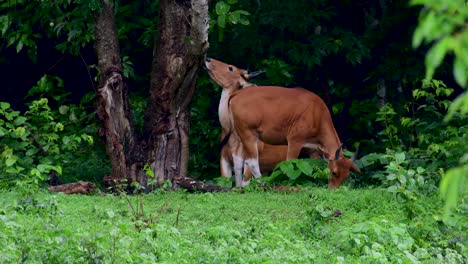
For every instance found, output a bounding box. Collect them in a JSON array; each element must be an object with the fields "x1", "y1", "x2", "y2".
[
  {"x1": 0, "y1": 188, "x2": 465, "y2": 263},
  {"x1": 410, "y1": 0, "x2": 467, "y2": 218},
  {"x1": 0, "y1": 1, "x2": 466, "y2": 261}
]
